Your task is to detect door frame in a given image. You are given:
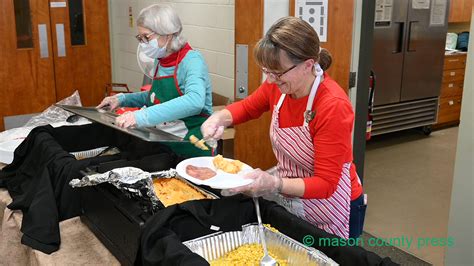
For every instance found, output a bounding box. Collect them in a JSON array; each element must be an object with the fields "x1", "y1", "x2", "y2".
[
  {"x1": 234, "y1": 0, "x2": 276, "y2": 169},
  {"x1": 351, "y1": 0, "x2": 376, "y2": 182}
]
